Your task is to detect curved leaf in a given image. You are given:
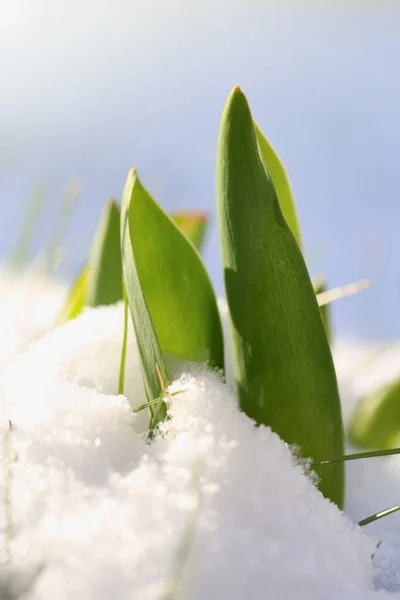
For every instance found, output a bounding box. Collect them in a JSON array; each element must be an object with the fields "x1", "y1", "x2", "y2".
[
  {"x1": 123, "y1": 169, "x2": 223, "y2": 376},
  {"x1": 254, "y1": 122, "x2": 302, "y2": 249},
  {"x1": 87, "y1": 199, "x2": 123, "y2": 306},
  {"x1": 121, "y1": 170, "x2": 168, "y2": 429},
  {"x1": 349, "y1": 378, "x2": 400, "y2": 450},
  {"x1": 216, "y1": 86, "x2": 344, "y2": 507}
]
